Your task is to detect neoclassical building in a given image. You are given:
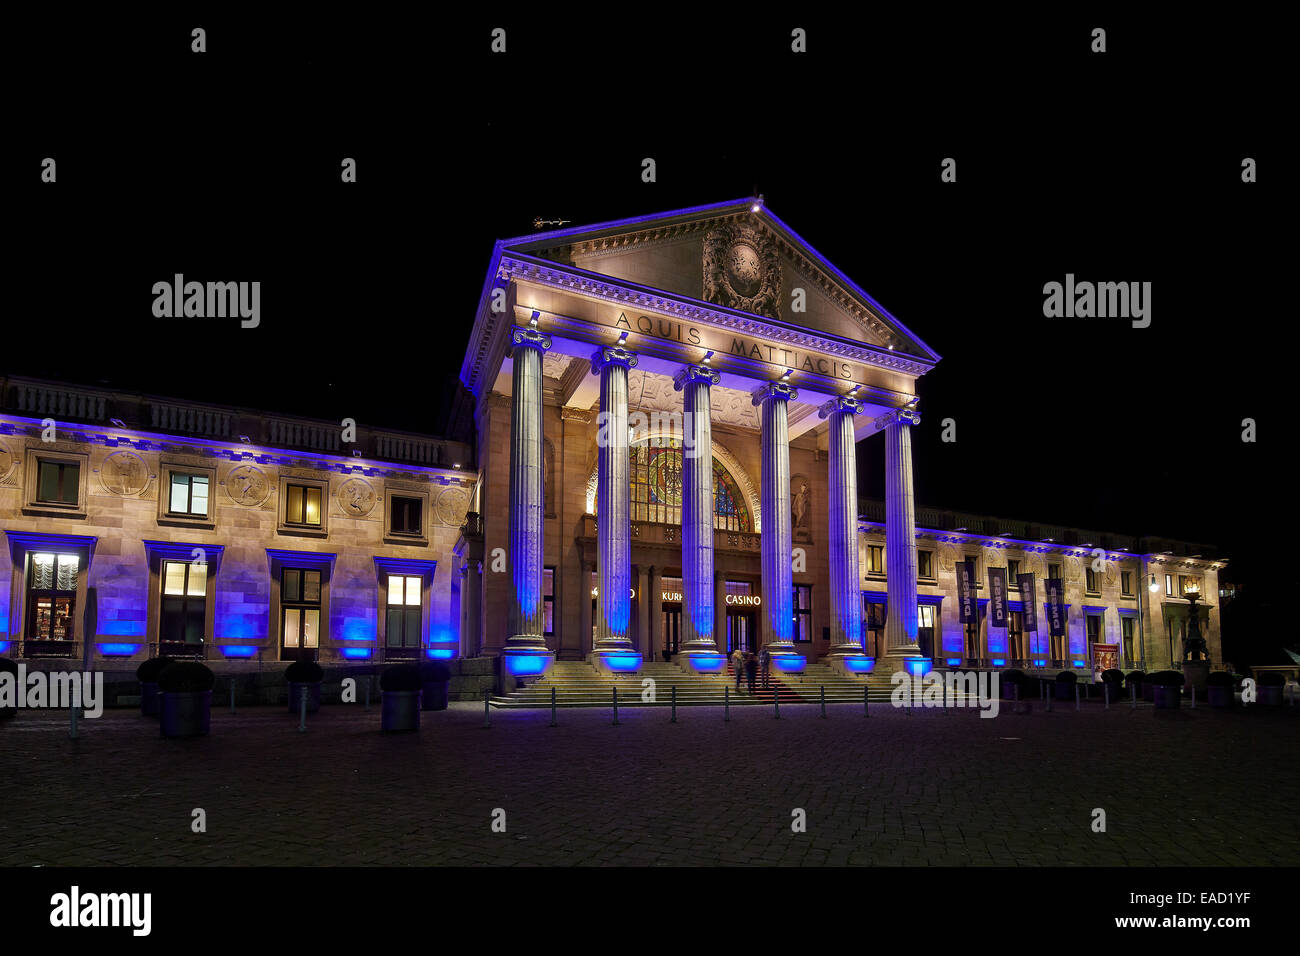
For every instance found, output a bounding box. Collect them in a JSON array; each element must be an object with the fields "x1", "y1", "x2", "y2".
[
  {"x1": 457, "y1": 198, "x2": 940, "y2": 679},
  {"x1": 454, "y1": 198, "x2": 1224, "y2": 685}
]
